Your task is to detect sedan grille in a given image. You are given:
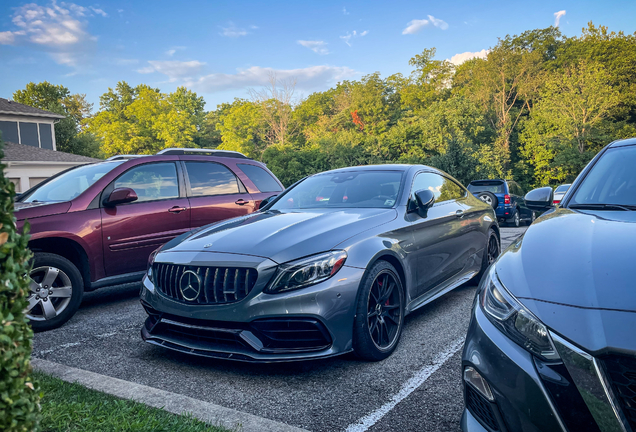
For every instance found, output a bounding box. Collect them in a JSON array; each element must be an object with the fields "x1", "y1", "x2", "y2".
[
  {"x1": 153, "y1": 263, "x2": 258, "y2": 305},
  {"x1": 602, "y1": 354, "x2": 636, "y2": 429}
]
